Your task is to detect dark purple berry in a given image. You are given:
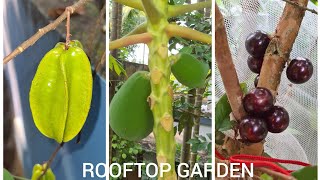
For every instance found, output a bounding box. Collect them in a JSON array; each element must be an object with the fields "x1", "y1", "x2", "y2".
[
  {"x1": 247, "y1": 55, "x2": 263, "y2": 74},
  {"x1": 239, "y1": 117, "x2": 268, "y2": 143},
  {"x1": 286, "y1": 57, "x2": 313, "y2": 84},
  {"x1": 243, "y1": 87, "x2": 273, "y2": 115},
  {"x1": 245, "y1": 31, "x2": 270, "y2": 58},
  {"x1": 265, "y1": 106, "x2": 289, "y2": 133},
  {"x1": 254, "y1": 75, "x2": 259, "y2": 87}
]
